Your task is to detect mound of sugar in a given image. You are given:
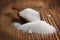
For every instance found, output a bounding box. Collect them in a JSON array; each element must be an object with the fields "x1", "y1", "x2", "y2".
[
  {"x1": 12, "y1": 8, "x2": 56, "y2": 34},
  {"x1": 12, "y1": 21, "x2": 56, "y2": 34}
]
